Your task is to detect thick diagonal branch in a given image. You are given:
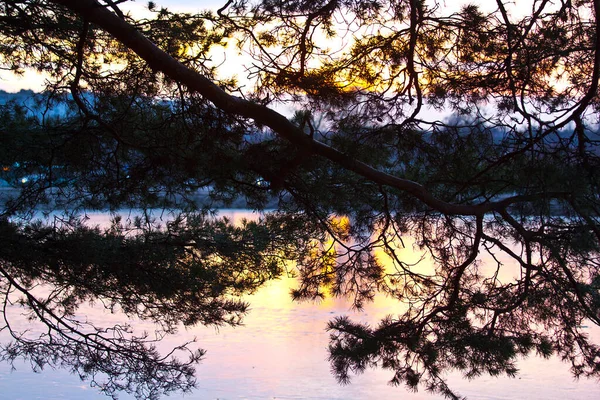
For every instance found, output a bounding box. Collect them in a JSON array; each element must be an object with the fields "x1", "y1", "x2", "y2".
[{"x1": 50, "y1": 0, "x2": 557, "y2": 217}]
